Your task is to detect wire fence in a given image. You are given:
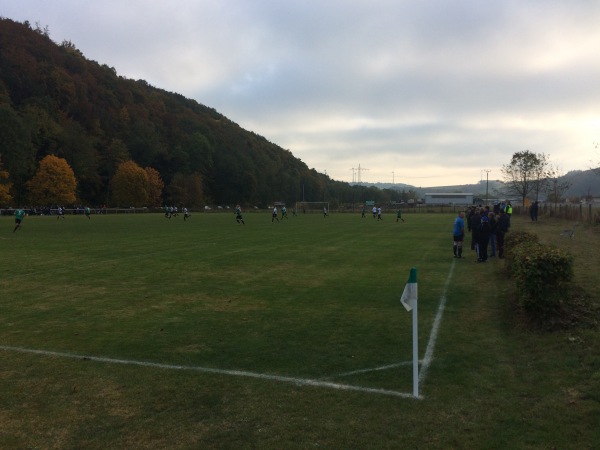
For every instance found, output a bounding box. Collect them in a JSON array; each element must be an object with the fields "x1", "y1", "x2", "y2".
[
  {"x1": 533, "y1": 203, "x2": 600, "y2": 223},
  {"x1": 2, "y1": 203, "x2": 599, "y2": 223},
  {"x1": 0, "y1": 207, "x2": 150, "y2": 216}
]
